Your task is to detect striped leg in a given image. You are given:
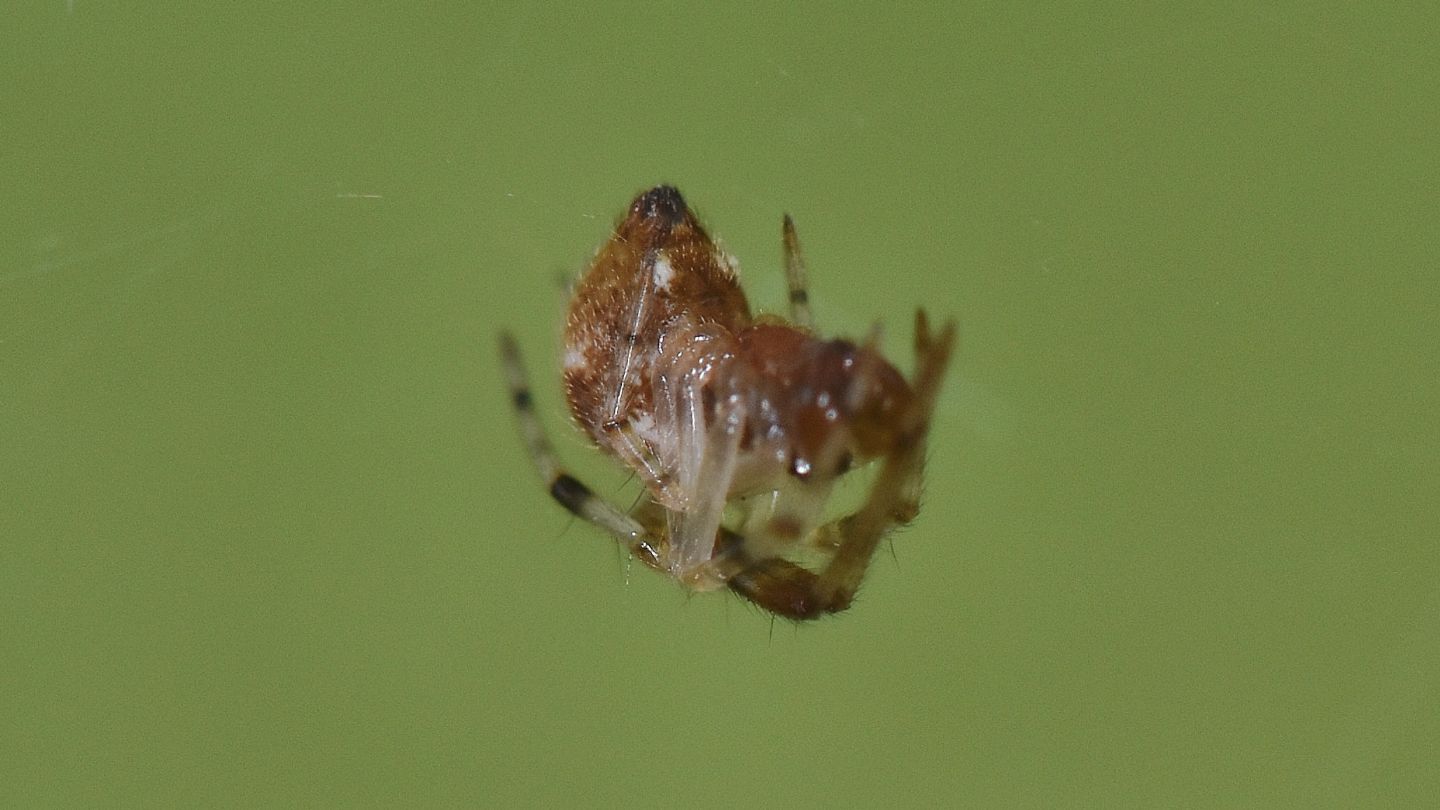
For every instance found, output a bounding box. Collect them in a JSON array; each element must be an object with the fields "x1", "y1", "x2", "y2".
[
  {"x1": 498, "y1": 332, "x2": 662, "y2": 570},
  {"x1": 781, "y1": 214, "x2": 814, "y2": 329}
]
